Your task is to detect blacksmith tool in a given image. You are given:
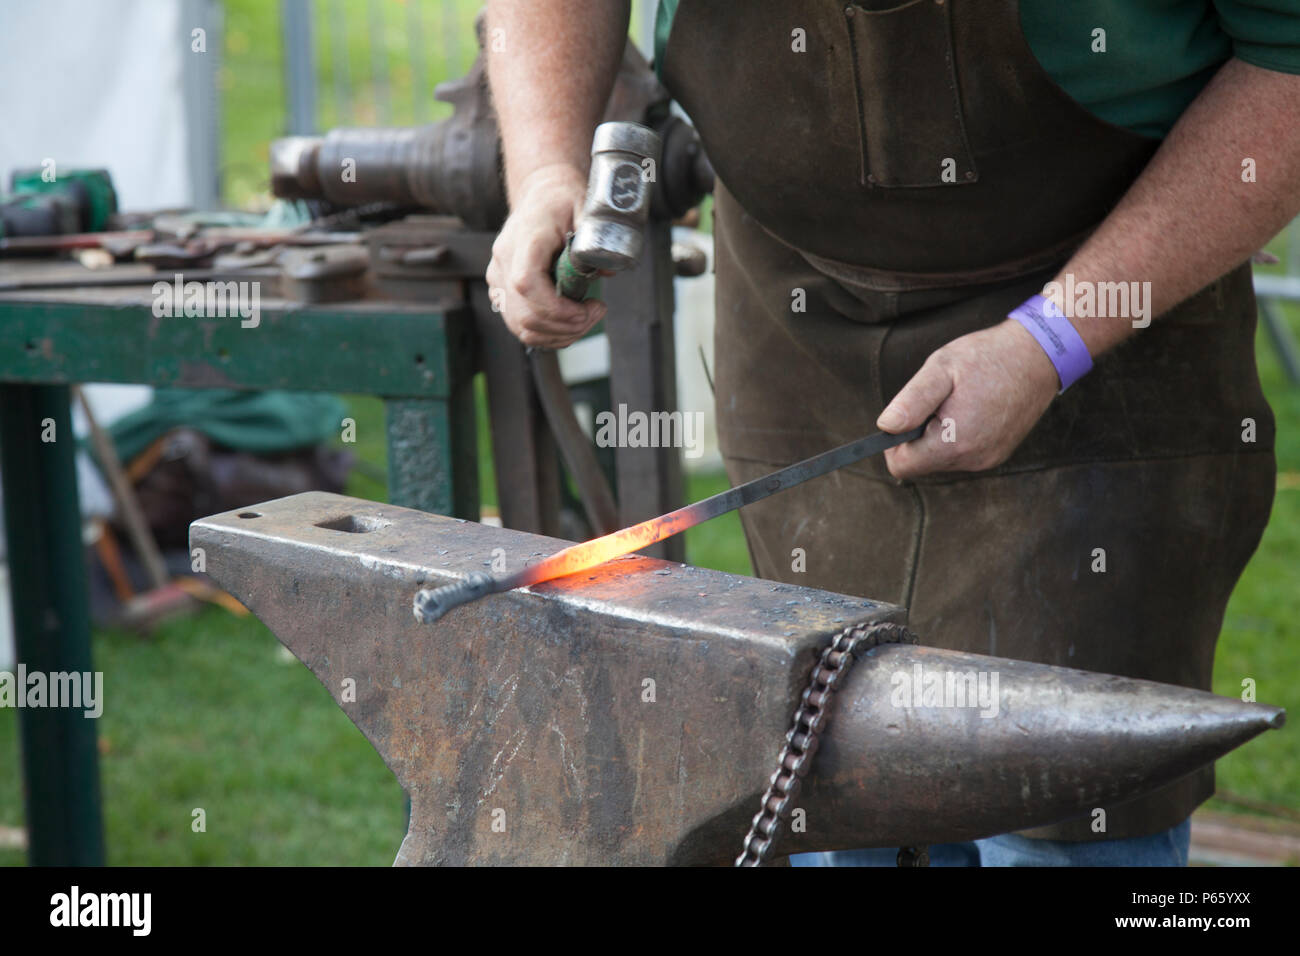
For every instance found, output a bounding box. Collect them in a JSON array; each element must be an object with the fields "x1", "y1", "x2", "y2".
[
  {"x1": 190, "y1": 492, "x2": 1285, "y2": 865},
  {"x1": 413, "y1": 423, "x2": 926, "y2": 622},
  {"x1": 552, "y1": 122, "x2": 661, "y2": 300}
]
